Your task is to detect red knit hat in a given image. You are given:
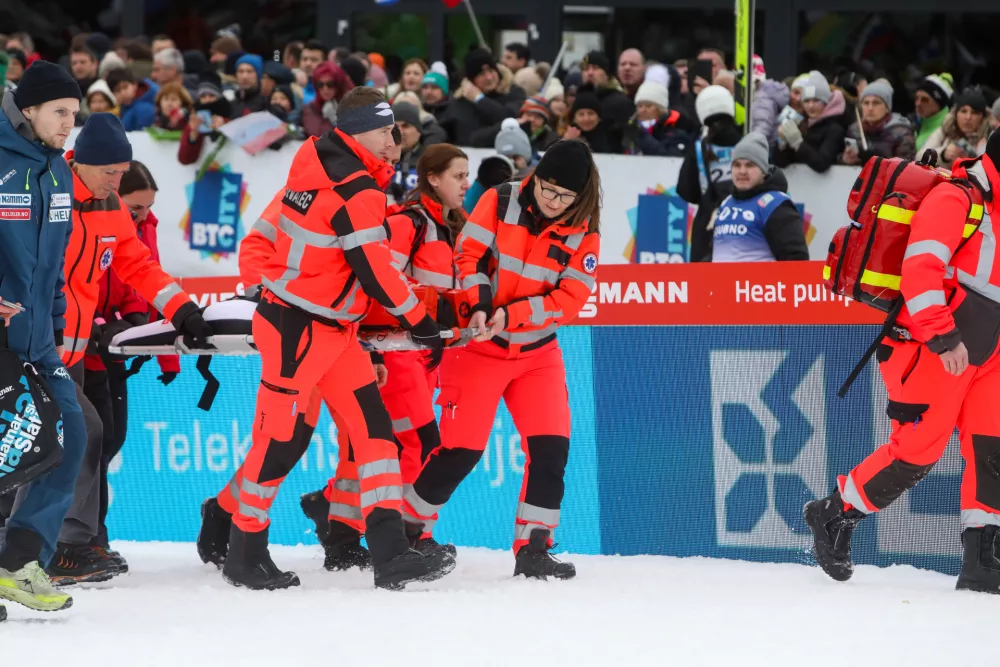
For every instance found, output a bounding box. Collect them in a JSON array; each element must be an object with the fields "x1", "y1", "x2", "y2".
[{"x1": 520, "y1": 95, "x2": 551, "y2": 122}]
